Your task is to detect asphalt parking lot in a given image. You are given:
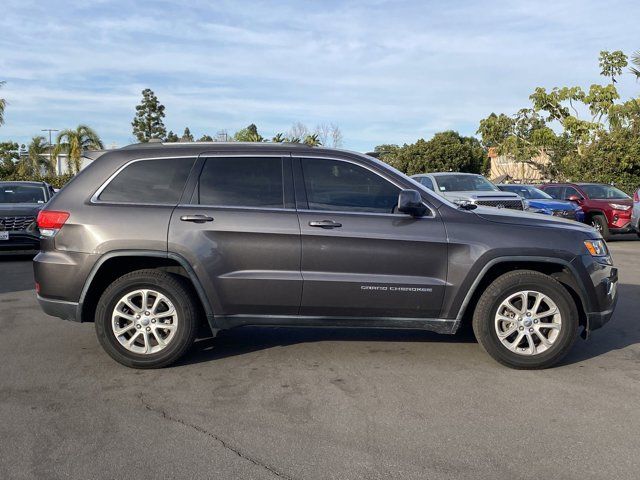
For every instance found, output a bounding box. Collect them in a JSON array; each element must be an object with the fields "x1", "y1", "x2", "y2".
[{"x1": 1, "y1": 237, "x2": 639, "y2": 480}]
